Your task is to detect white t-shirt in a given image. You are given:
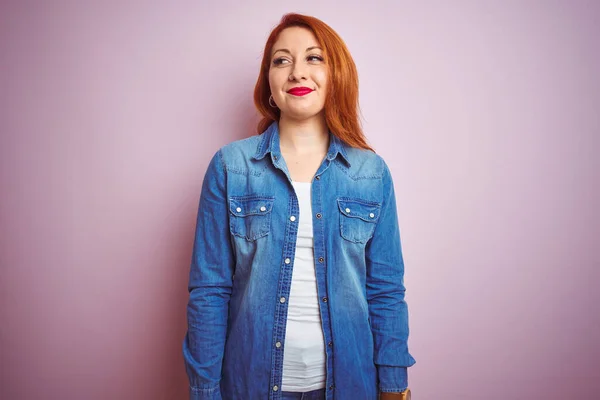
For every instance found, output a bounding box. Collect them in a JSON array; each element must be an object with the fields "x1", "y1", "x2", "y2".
[{"x1": 281, "y1": 181, "x2": 327, "y2": 392}]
